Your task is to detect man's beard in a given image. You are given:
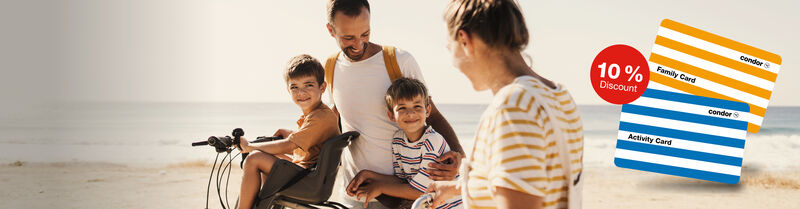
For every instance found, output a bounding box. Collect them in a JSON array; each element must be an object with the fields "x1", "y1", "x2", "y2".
[{"x1": 343, "y1": 42, "x2": 369, "y2": 61}]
